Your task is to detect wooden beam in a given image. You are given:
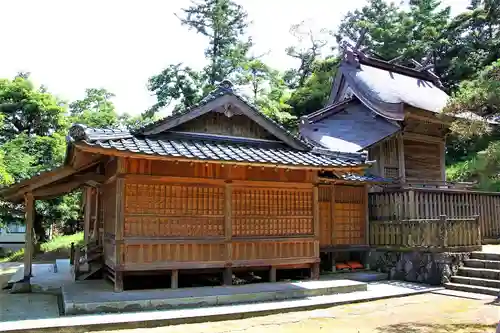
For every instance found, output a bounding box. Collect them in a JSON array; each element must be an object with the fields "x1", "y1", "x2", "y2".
[
  {"x1": 440, "y1": 141, "x2": 446, "y2": 181},
  {"x1": 23, "y1": 192, "x2": 34, "y2": 282}
]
